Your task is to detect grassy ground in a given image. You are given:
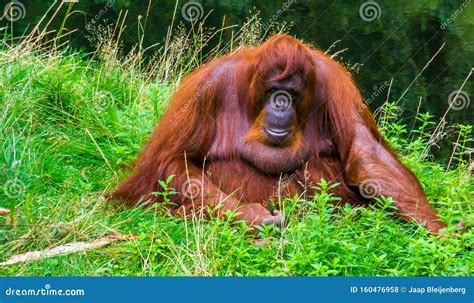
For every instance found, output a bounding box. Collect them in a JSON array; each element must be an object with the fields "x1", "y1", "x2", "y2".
[{"x1": 0, "y1": 24, "x2": 473, "y2": 276}]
